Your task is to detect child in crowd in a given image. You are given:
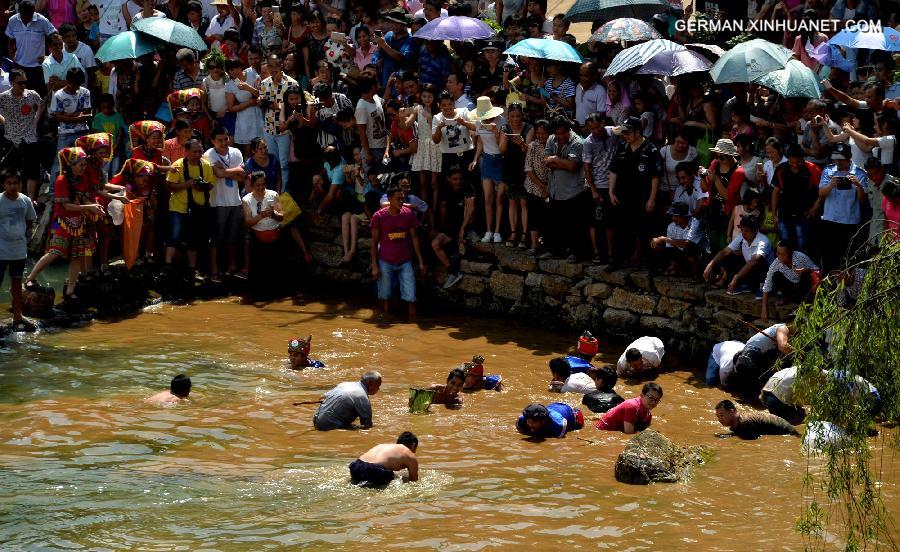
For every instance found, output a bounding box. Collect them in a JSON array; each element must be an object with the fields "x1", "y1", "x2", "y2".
[
  {"x1": 92, "y1": 94, "x2": 128, "y2": 177},
  {"x1": 728, "y1": 189, "x2": 761, "y2": 243},
  {"x1": 0, "y1": 169, "x2": 38, "y2": 332}
]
